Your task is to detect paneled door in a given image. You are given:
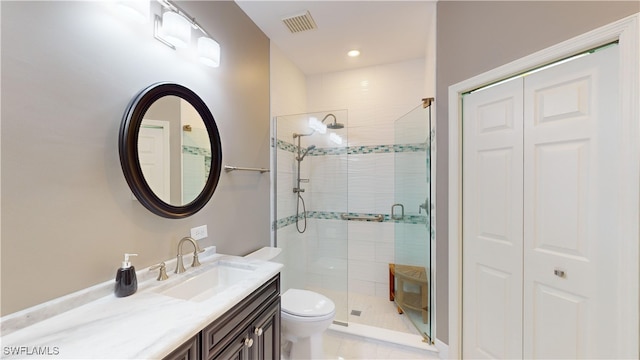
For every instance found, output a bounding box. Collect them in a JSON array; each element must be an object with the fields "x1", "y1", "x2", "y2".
[
  {"x1": 463, "y1": 44, "x2": 620, "y2": 358},
  {"x1": 139, "y1": 119, "x2": 170, "y2": 203},
  {"x1": 462, "y1": 78, "x2": 524, "y2": 359},
  {"x1": 522, "y1": 45, "x2": 619, "y2": 358}
]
